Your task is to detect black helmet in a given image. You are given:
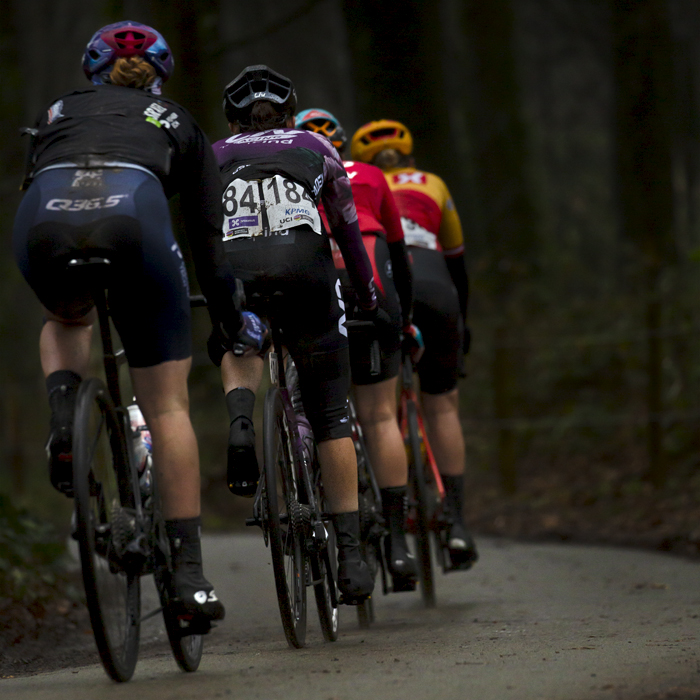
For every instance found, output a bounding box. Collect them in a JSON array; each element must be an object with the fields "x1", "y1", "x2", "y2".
[{"x1": 223, "y1": 64, "x2": 297, "y2": 124}]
